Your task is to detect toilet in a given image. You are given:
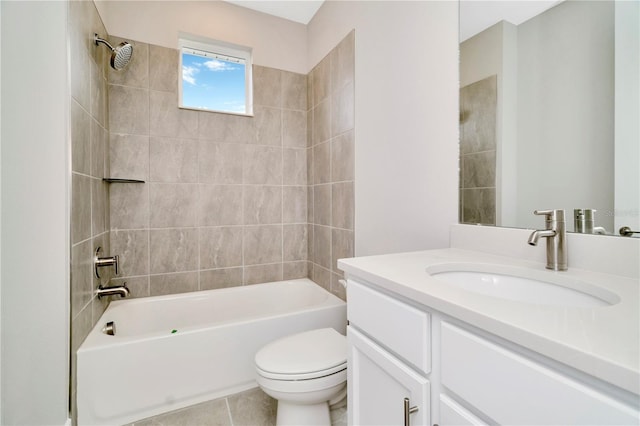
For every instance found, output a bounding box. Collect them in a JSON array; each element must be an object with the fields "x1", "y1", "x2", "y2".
[{"x1": 254, "y1": 328, "x2": 347, "y2": 425}]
